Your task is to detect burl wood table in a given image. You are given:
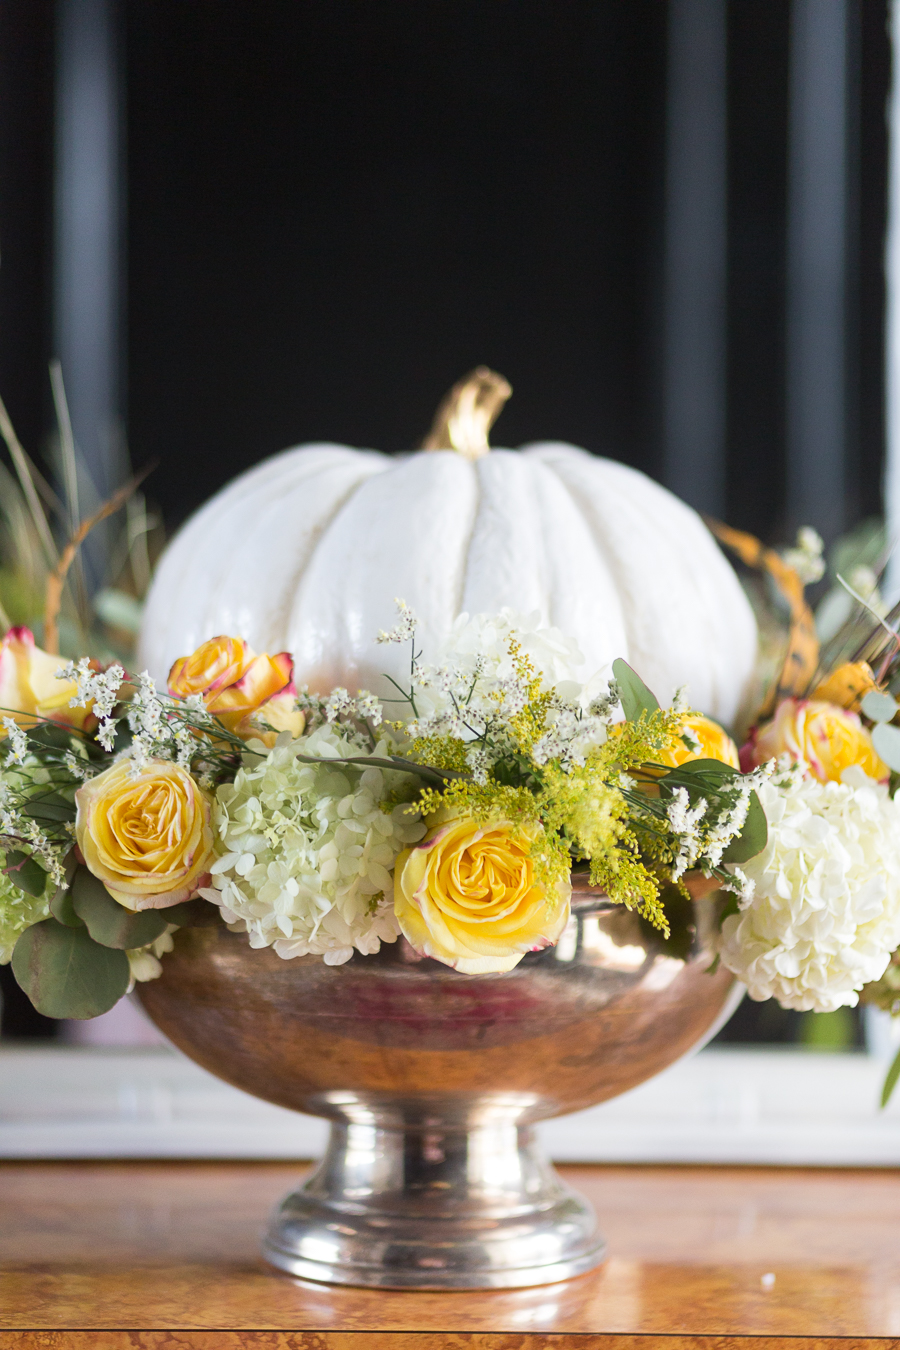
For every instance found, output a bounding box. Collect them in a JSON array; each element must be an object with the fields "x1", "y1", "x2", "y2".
[{"x1": 1, "y1": 1161, "x2": 899, "y2": 1349}]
